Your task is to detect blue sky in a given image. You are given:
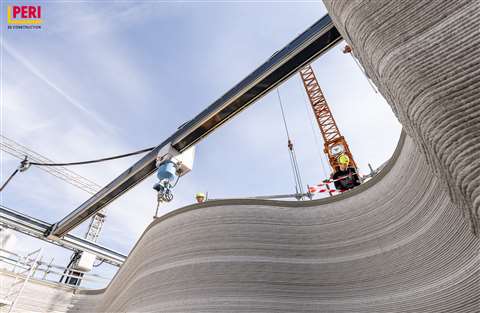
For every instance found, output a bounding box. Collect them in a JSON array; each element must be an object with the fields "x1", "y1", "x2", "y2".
[{"x1": 0, "y1": 1, "x2": 401, "y2": 287}]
